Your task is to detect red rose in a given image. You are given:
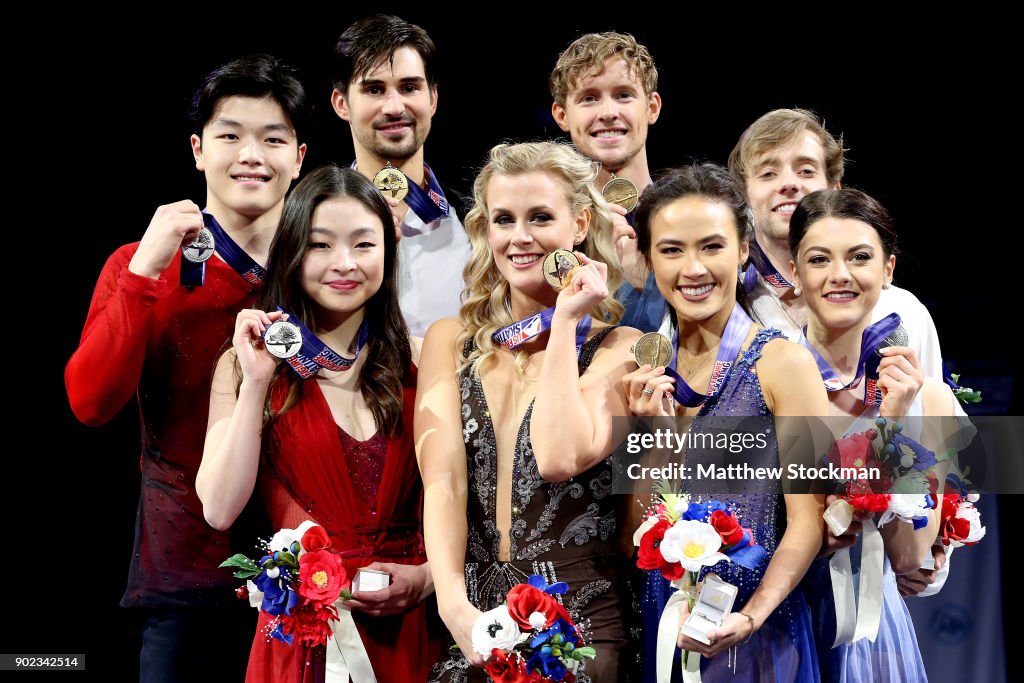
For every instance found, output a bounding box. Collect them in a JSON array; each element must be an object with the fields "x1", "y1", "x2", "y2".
[
  {"x1": 280, "y1": 604, "x2": 335, "y2": 647},
  {"x1": 301, "y1": 525, "x2": 332, "y2": 552},
  {"x1": 485, "y1": 650, "x2": 526, "y2": 682},
  {"x1": 844, "y1": 489, "x2": 891, "y2": 514},
  {"x1": 636, "y1": 519, "x2": 670, "y2": 570},
  {"x1": 298, "y1": 550, "x2": 347, "y2": 607},
  {"x1": 829, "y1": 433, "x2": 883, "y2": 471},
  {"x1": 939, "y1": 494, "x2": 971, "y2": 545},
  {"x1": 506, "y1": 584, "x2": 568, "y2": 630},
  {"x1": 637, "y1": 519, "x2": 686, "y2": 580},
  {"x1": 709, "y1": 510, "x2": 744, "y2": 548}
]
